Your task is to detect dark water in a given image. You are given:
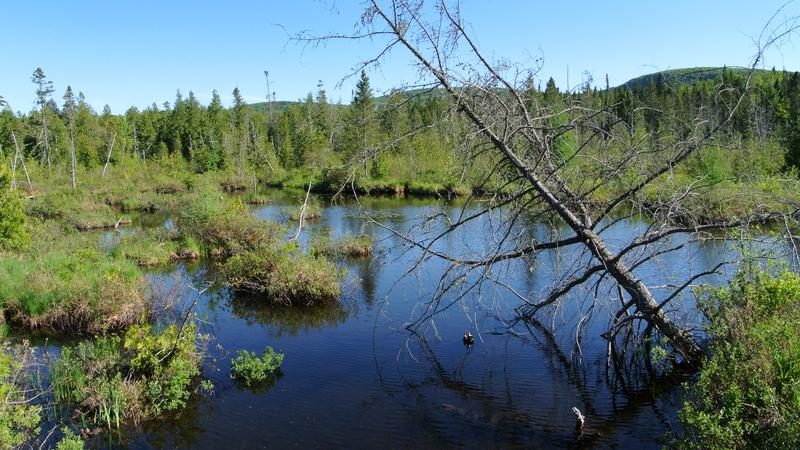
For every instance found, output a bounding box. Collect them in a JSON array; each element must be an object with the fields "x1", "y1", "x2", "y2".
[{"x1": 70, "y1": 191, "x2": 759, "y2": 449}]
